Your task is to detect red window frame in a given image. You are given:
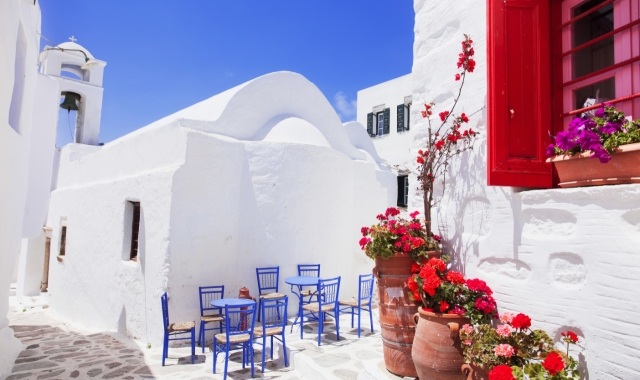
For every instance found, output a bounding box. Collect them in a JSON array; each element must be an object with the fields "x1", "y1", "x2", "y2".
[{"x1": 487, "y1": 0, "x2": 640, "y2": 188}]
